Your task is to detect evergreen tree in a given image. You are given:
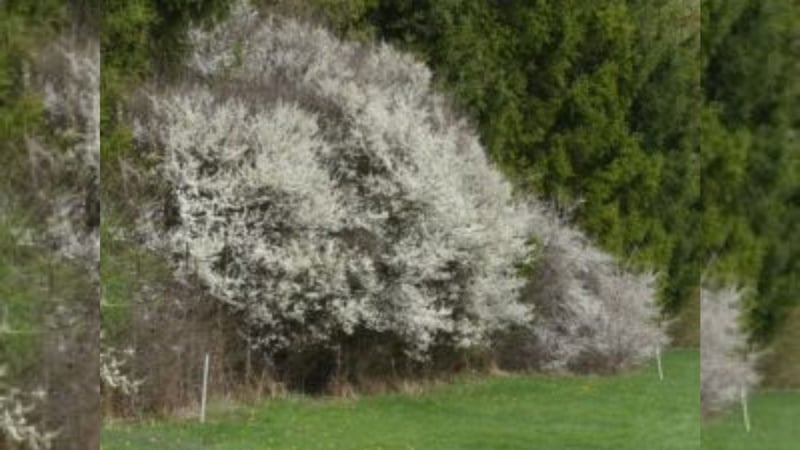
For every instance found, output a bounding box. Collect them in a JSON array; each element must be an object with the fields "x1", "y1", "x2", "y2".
[{"x1": 702, "y1": 0, "x2": 800, "y2": 341}]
